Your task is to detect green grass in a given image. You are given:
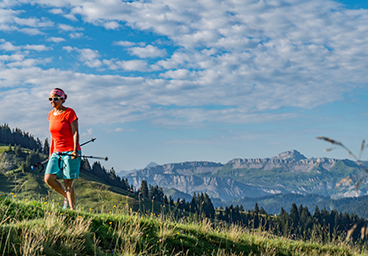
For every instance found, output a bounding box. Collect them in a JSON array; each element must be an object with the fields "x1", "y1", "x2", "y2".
[
  {"x1": 0, "y1": 196, "x2": 366, "y2": 256},
  {"x1": 0, "y1": 146, "x2": 9, "y2": 154}
]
